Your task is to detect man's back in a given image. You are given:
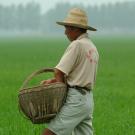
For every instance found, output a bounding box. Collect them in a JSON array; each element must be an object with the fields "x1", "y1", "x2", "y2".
[{"x1": 56, "y1": 33, "x2": 99, "y2": 89}]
